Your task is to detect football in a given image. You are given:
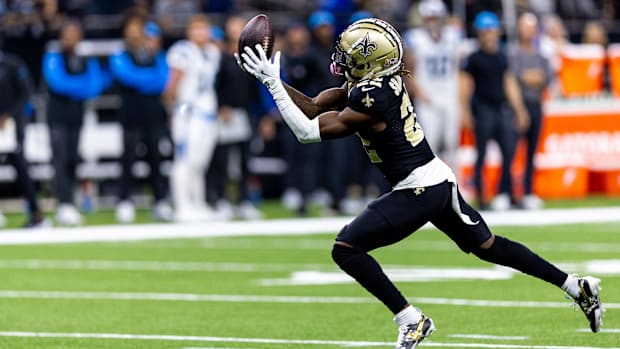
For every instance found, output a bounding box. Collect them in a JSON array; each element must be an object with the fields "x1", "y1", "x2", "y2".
[{"x1": 238, "y1": 14, "x2": 274, "y2": 59}]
